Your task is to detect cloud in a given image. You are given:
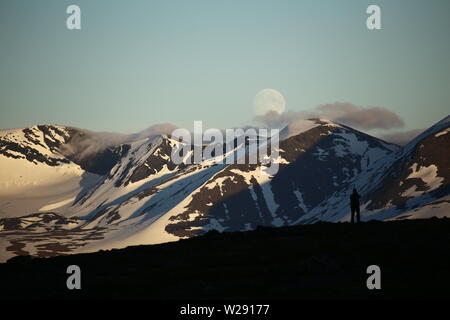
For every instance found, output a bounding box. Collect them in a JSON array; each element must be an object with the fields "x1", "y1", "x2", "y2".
[
  {"x1": 255, "y1": 110, "x2": 295, "y2": 128},
  {"x1": 379, "y1": 129, "x2": 424, "y2": 146},
  {"x1": 255, "y1": 102, "x2": 405, "y2": 131},
  {"x1": 60, "y1": 130, "x2": 132, "y2": 161},
  {"x1": 136, "y1": 123, "x2": 178, "y2": 139},
  {"x1": 60, "y1": 123, "x2": 178, "y2": 161},
  {"x1": 316, "y1": 103, "x2": 405, "y2": 130}
]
